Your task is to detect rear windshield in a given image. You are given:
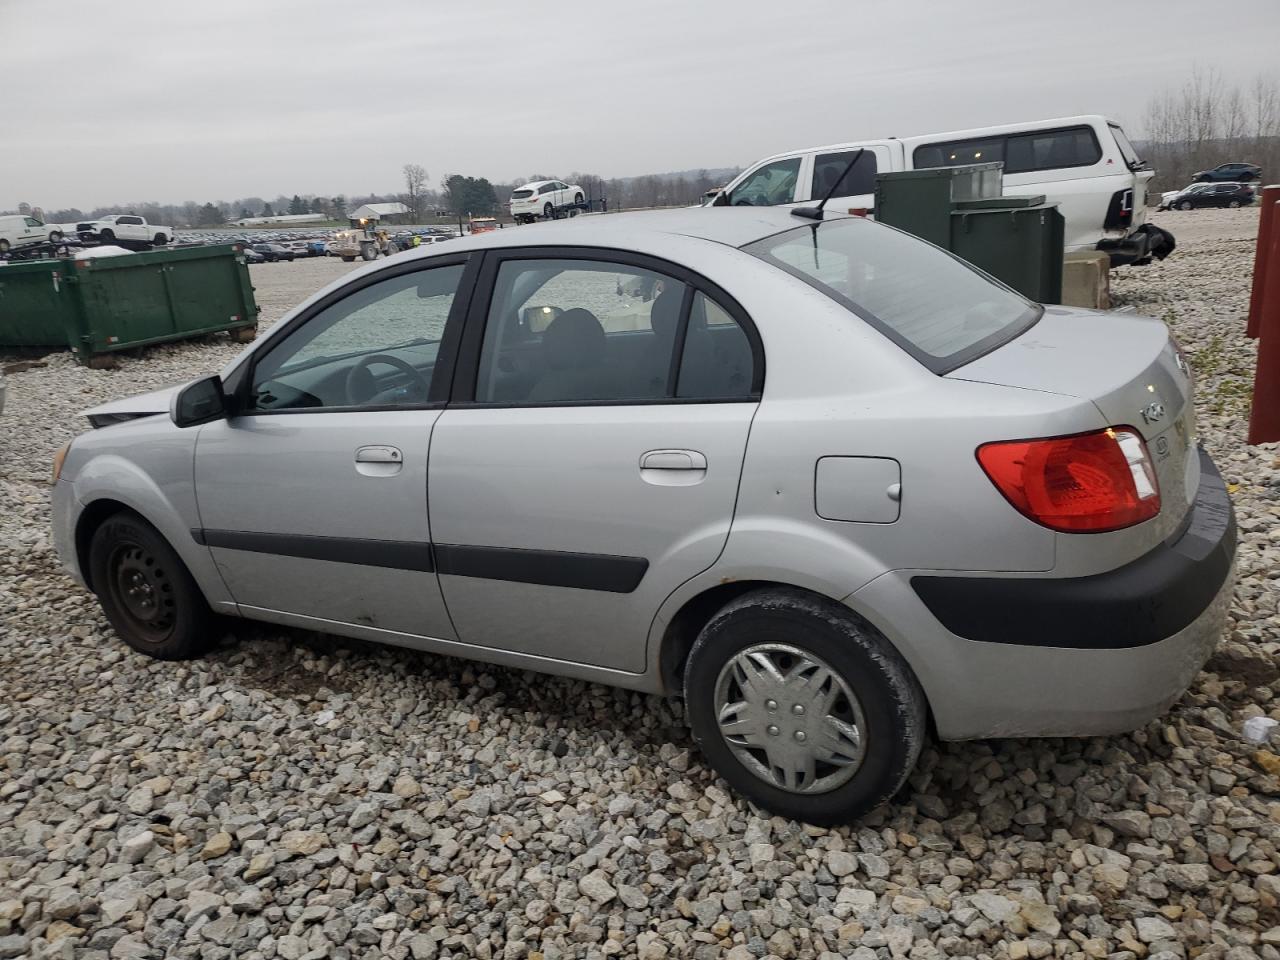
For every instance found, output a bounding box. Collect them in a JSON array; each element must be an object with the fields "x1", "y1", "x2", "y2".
[
  {"x1": 511, "y1": 190, "x2": 534, "y2": 199},
  {"x1": 745, "y1": 218, "x2": 1040, "y2": 373},
  {"x1": 1109, "y1": 123, "x2": 1144, "y2": 170}
]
